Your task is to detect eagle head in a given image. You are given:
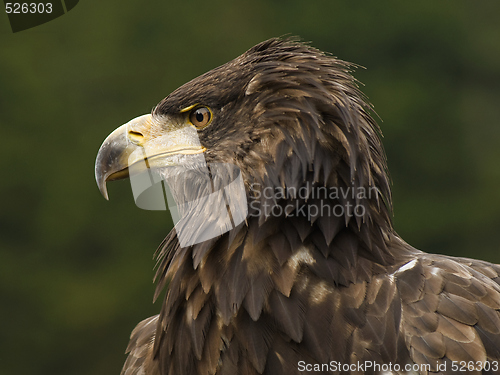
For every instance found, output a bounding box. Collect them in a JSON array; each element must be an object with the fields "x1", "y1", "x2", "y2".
[{"x1": 96, "y1": 38, "x2": 391, "y2": 234}]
